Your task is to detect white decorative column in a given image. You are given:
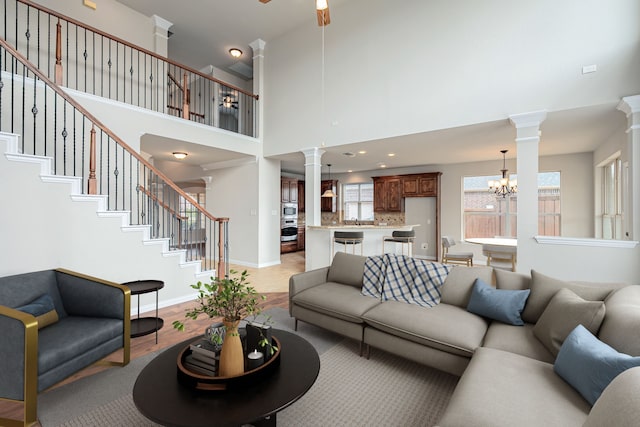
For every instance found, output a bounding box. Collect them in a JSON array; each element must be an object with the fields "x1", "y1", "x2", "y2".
[
  {"x1": 249, "y1": 39, "x2": 266, "y2": 140},
  {"x1": 617, "y1": 95, "x2": 640, "y2": 240},
  {"x1": 302, "y1": 148, "x2": 325, "y2": 228},
  {"x1": 509, "y1": 110, "x2": 547, "y2": 273},
  {"x1": 151, "y1": 15, "x2": 172, "y2": 57}
]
